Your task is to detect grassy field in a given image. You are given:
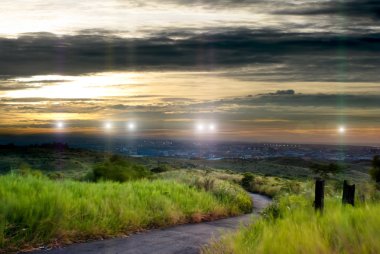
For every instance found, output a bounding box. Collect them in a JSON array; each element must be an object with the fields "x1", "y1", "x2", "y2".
[
  {"x1": 0, "y1": 145, "x2": 104, "y2": 178},
  {"x1": 241, "y1": 173, "x2": 304, "y2": 197},
  {"x1": 0, "y1": 173, "x2": 251, "y2": 253},
  {"x1": 203, "y1": 184, "x2": 380, "y2": 254},
  {"x1": 203, "y1": 196, "x2": 380, "y2": 254},
  {"x1": 1, "y1": 145, "x2": 377, "y2": 253},
  {"x1": 157, "y1": 170, "x2": 253, "y2": 214}
]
